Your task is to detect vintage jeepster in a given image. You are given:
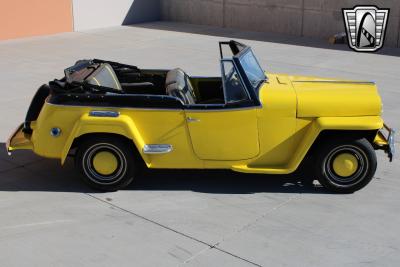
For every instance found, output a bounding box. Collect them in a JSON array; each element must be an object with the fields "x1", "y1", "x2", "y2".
[{"x1": 6, "y1": 41, "x2": 395, "y2": 193}]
